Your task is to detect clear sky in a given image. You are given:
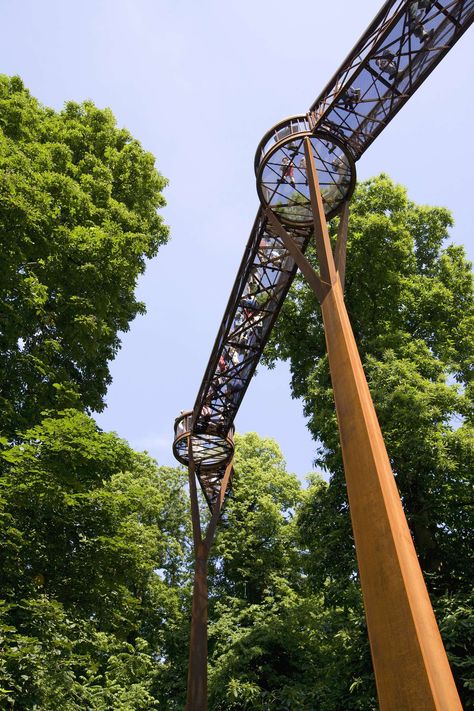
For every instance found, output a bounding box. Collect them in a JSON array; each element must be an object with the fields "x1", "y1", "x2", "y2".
[{"x1": 2, "y1": 0, "x2": 473, "y2": 480}]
